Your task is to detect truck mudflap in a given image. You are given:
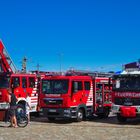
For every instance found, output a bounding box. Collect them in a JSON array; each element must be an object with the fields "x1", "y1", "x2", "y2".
[
  {"x1": 0, "y1": 110, "x2": 6, "y2": 121},
  {"x1": 120, "y1": 106, "x2": 136, "y2": 117}
]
